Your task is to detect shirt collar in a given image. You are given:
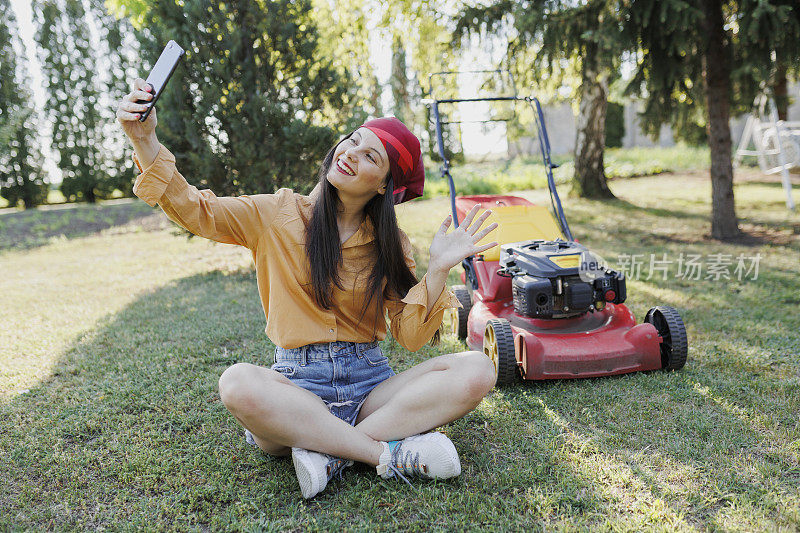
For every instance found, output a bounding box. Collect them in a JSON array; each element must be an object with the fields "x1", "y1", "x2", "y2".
[
  {"x1": 343, "y1": 215, "x2": 375, "y2": 248},
  {"x1": 299, "y1": 195, "x2": 375, "y2": 247}
]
